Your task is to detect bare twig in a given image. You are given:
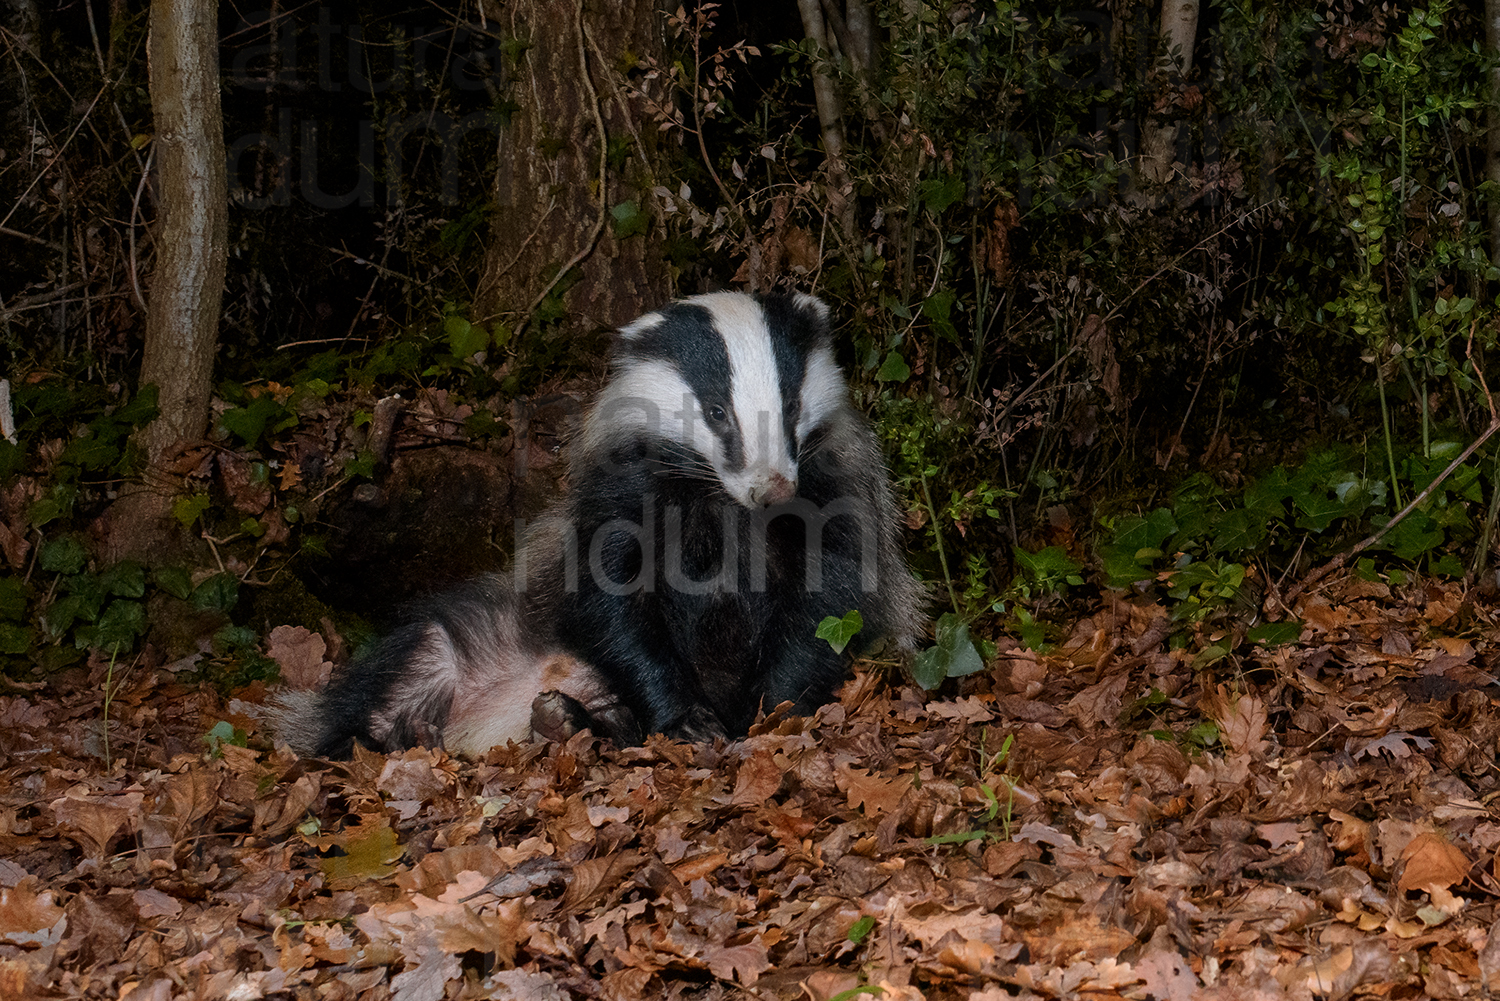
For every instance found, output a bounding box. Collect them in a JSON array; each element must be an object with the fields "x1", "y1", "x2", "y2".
[
  {"x1": 0, "y1": 281, "x2": 86, "y2": 319},
  {"x1": 275, "y1": 336, "x2": 372, "y2": 352},
  {"x1": 128, "y1": 145, "x2": 155, "y2": 312},
  {"x1": 0, "y1": 78, "x2": 108, "y2": 233},
  {"x1": 1099, "y1": 206, "x2": 1265, "y2": 328},
  {"x1": 991, "y1": 346, "x2": 1080, "y2": 430},
  {"x1": 0, "y1": 225, "x2": 61, "y2": 250}
]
